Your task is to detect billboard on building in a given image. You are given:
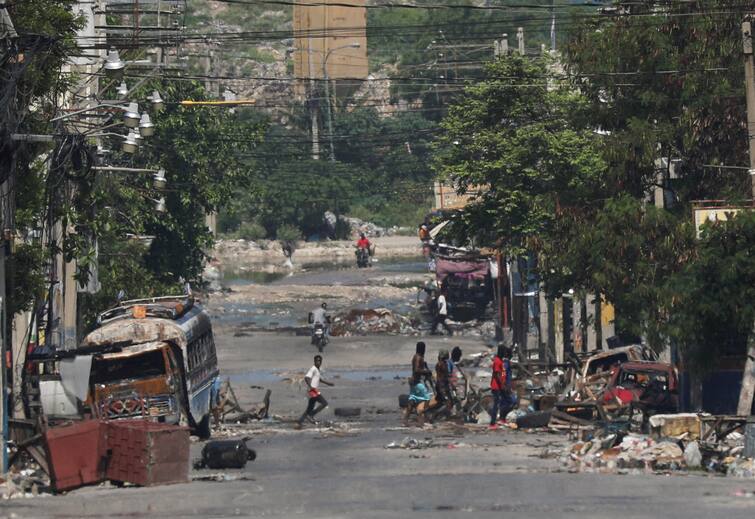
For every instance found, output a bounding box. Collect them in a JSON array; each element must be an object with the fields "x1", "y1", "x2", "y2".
[
  {"x1": 433, "y1": 181, "x2": 486, "y2": 211},
  {"x1": 692, "y1": 203, "x2": 749, "y2": 239},
  {"x1": 292, "y1": 0, "x2": 368, "y2": 81}
]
